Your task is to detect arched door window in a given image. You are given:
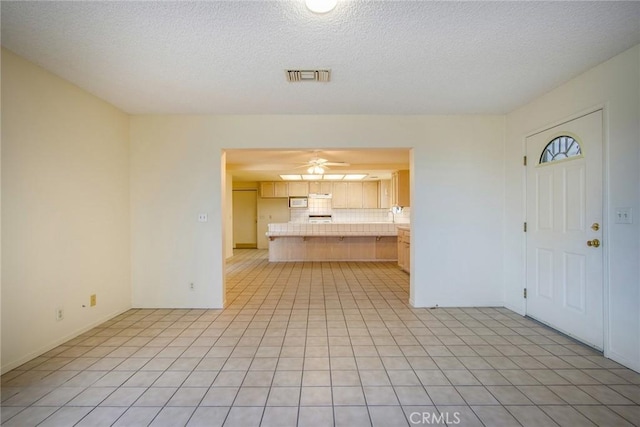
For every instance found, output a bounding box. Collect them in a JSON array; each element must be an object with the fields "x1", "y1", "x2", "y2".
[{"x1": 539, "y1": 135, "x2": 582, "y2": 164}]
